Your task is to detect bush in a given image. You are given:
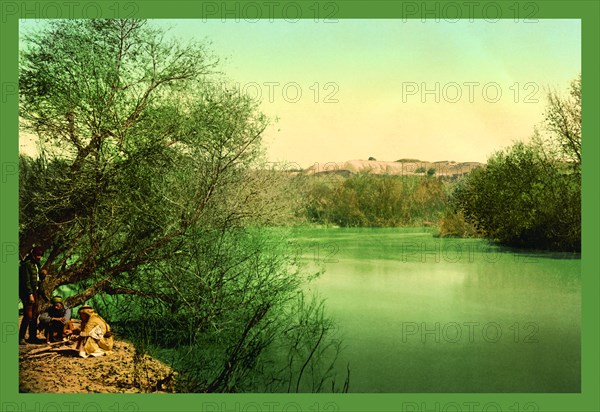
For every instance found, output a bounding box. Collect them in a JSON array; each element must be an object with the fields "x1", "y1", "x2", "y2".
[
  {"x1": 435, "y1": 209, "x2": 479, "y2": 238},
  {"x1": 452, "y1": 142, "x2": 580, "y2": 251}
]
